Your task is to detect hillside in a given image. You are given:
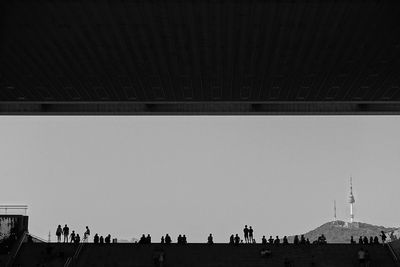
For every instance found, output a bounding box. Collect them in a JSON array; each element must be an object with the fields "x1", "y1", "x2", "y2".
[{"x1": 288, "y1": 220, "x2": 398, "y2": 243}]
